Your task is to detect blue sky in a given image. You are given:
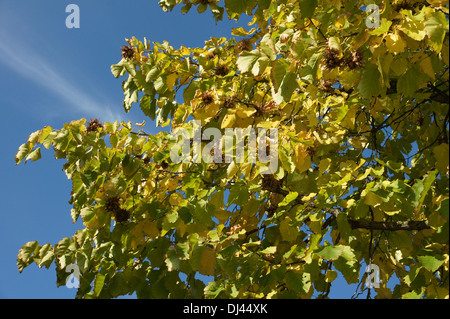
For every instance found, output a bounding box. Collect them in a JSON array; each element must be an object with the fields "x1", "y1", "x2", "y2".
[{"x1": 1, "y1": 0, "x2": 376, "y2": 299}]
